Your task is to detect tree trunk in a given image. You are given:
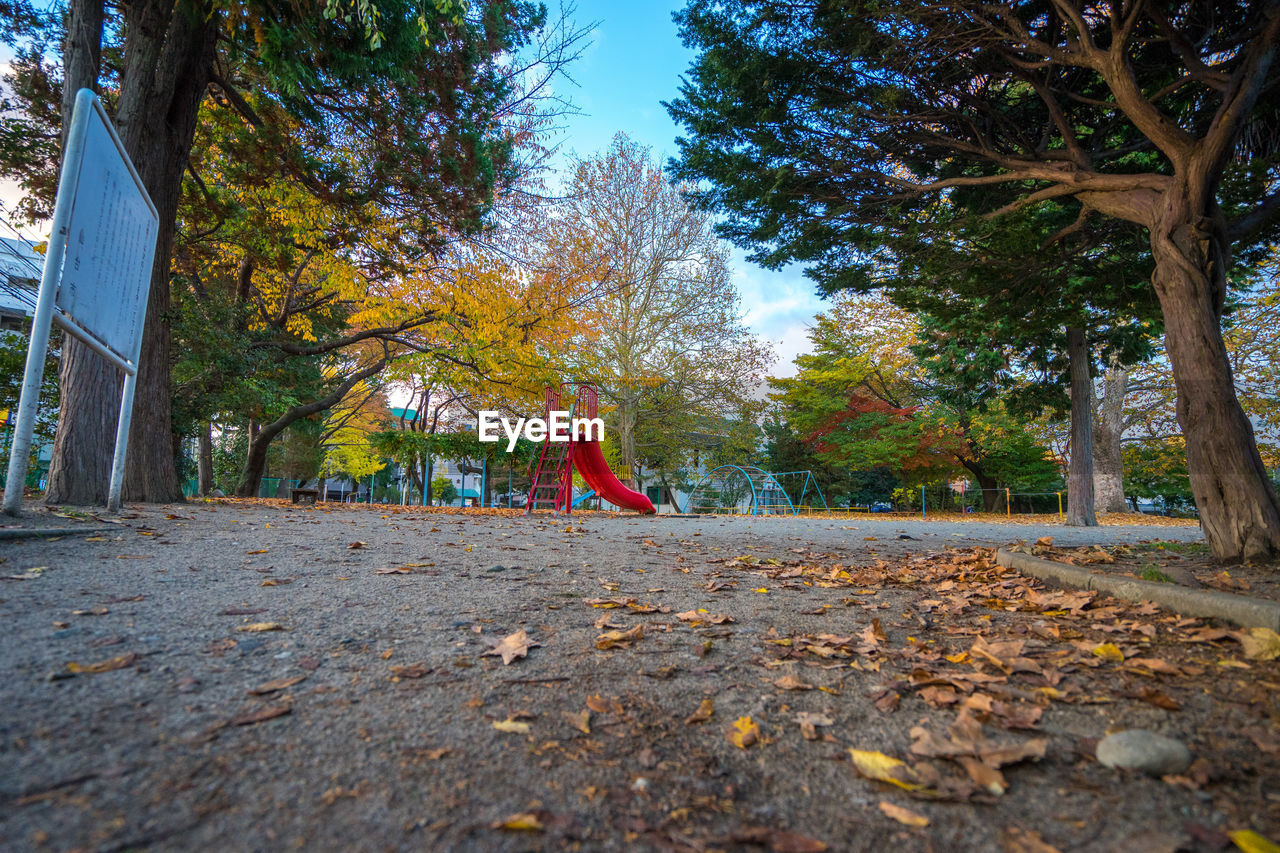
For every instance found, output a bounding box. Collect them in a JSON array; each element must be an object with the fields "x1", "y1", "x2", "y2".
[
  {"x1": 1065, "y1": 327, "x2": 1097, "y2": 527},
  {"x1": 1150, "y1": 203, "x2": 1280, "y2": 563},
  {"x1": 616, "y1": 399, "x2": 637, "y2": 483},
  {"x1": 425, "y1": 458, "x2": 433, "y2": 505},
  {"x1": 1093, "y1": 359, "x2": 1129, "y2": 514},
  {"x1": 959, "y1": 458, "x2": 999, "y2": 511},
  {"x1": 45, "y1": 0, "x2": 217, "y2": 506},
  {"x1": 196, "y1": 421, "x2": 213, "y2": 495},
  {"x1": 234, "y1": 358, "x2": 388, "y2": 497}
]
